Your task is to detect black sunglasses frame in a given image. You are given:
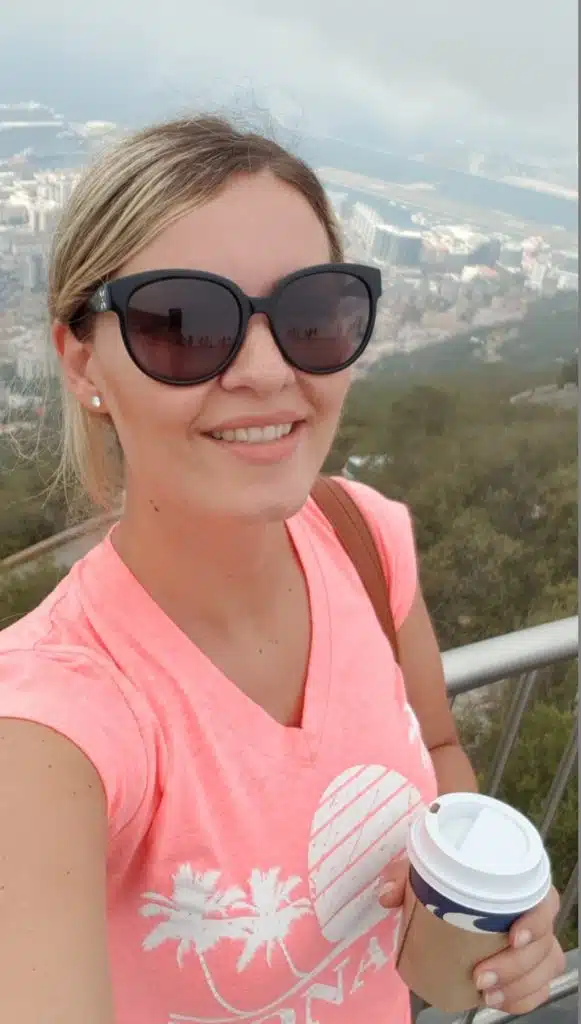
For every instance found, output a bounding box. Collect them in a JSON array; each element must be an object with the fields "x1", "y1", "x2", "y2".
[{"x1": 79, "y1": 262, "x2": 382, "y2": 386}]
